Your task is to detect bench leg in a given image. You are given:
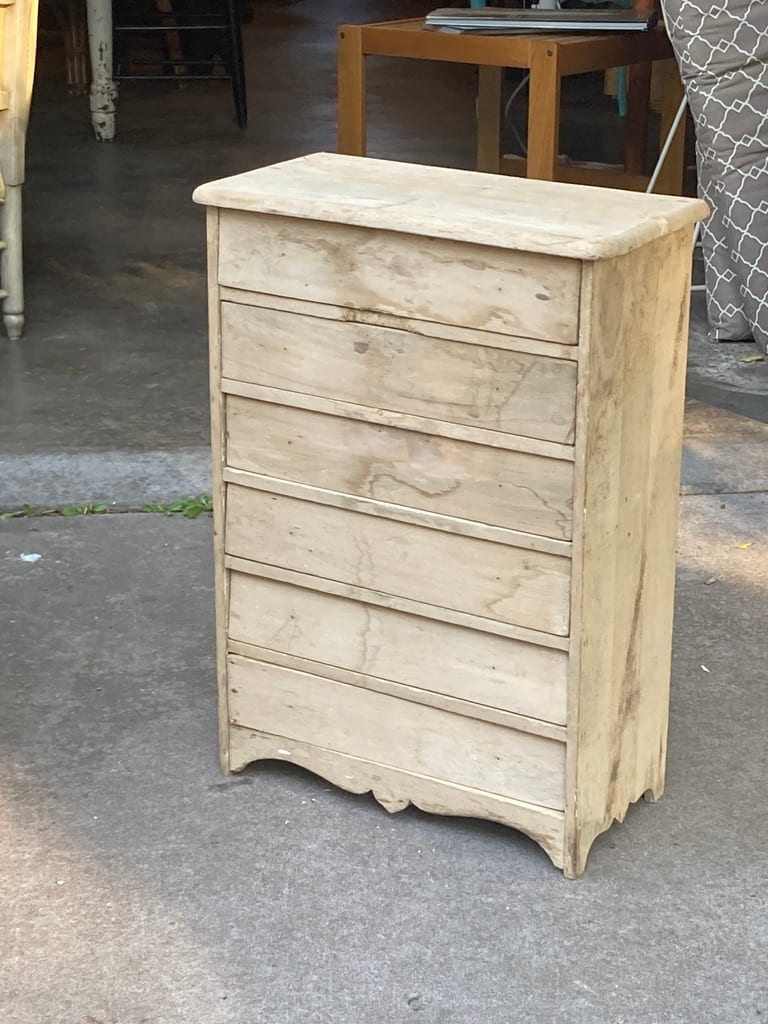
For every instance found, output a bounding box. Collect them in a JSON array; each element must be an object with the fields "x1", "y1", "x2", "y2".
[
  {"x1": 623, "y1": 61, "x2": 651, "y2": 175},
  {"x1": 338, "y1": 26, "x2": 366, "y2": 156},
  {"x1": 477, "y1": 65, "x2": 503, "y2": 173},
  {"x1": 527, "y1": 46, "x2": 560, "y2": 180}
]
